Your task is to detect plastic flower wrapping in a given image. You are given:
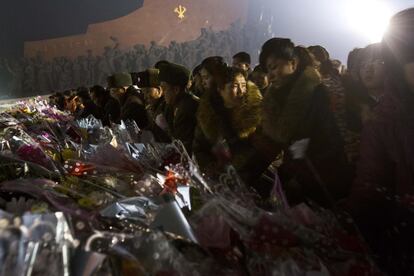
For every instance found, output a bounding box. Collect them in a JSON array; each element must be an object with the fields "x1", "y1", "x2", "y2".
[{"x1": 0, "y1": 99, "x2": 382, "y2": 275}]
